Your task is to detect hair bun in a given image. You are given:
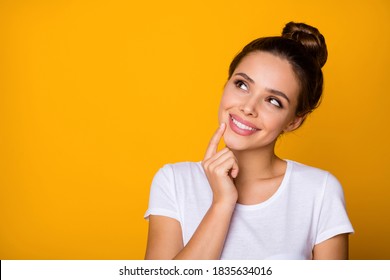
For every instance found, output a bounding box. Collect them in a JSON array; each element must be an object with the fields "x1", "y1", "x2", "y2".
[{"x1": 282, "y1": 22, "x2": 328, "y2": 68}]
